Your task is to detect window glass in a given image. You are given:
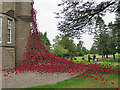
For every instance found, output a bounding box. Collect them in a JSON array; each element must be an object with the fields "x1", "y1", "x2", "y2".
[{"x1": 7, "y1": 19, "x2": 11, "y2": 43}]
